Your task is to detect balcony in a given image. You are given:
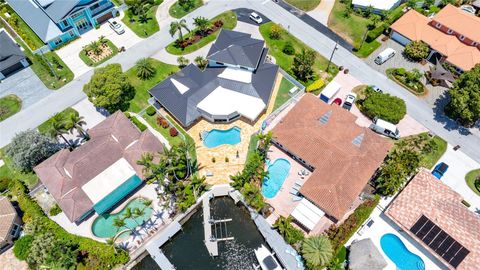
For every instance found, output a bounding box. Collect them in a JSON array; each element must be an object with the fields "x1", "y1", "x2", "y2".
[{"x1": 90, "y1": 2, "x2": 114, "y2": 16}]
